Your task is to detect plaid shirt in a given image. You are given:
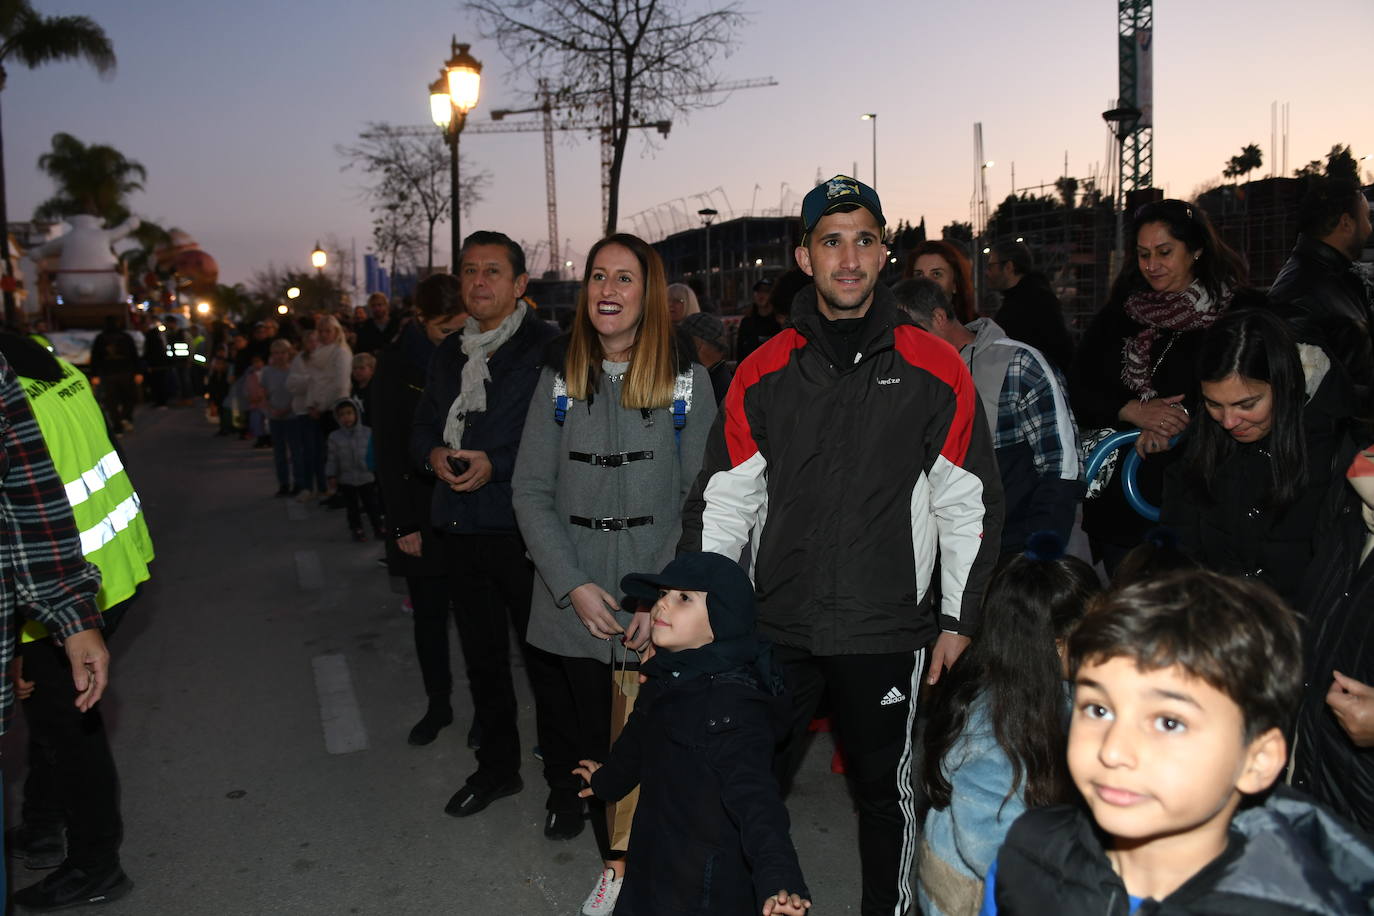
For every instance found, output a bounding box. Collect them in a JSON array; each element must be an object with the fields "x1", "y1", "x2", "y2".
[
  {"x1": 994, "y1": 349, "x2": 1080, "y2": 480},
  {"x1": 0, "y1": 351, "x2": 102, "y2": 734}
]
